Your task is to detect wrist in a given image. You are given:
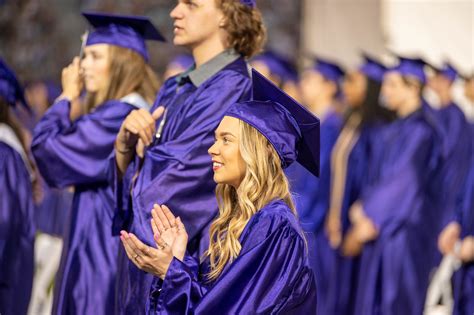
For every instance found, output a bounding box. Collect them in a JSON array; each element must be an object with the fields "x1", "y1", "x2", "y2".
[{"x1": 115, "y1": 140, "x2": 133, "y2": 155}]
